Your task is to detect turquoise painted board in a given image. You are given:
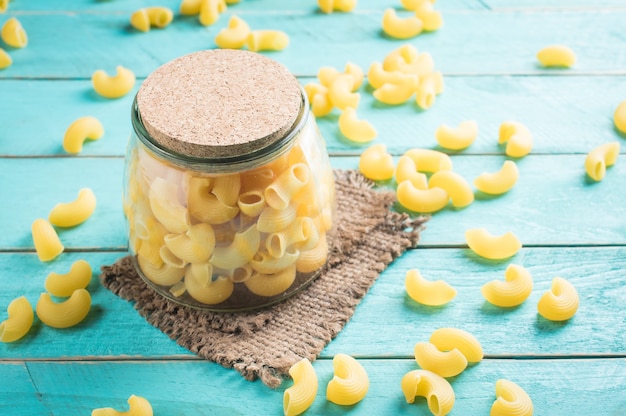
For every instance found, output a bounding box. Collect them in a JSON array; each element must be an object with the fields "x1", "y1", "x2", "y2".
[{"x1": 2, "y1": 76, "x2": 625, "y2": 157}]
